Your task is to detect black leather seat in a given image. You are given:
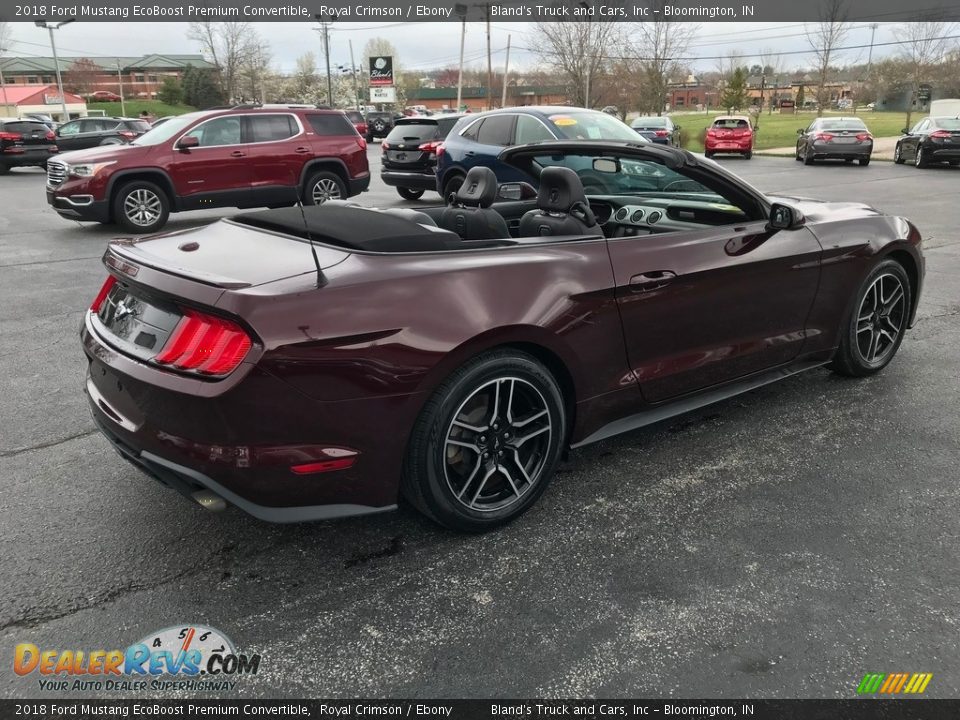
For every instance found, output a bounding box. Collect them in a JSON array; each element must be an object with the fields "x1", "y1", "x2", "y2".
[
  {"x1": 438, "y1": 166, "x2": 510, "y2": 241},
  {"x1": 519, "y1": 166, "x2": 601, "y2": 237}
]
